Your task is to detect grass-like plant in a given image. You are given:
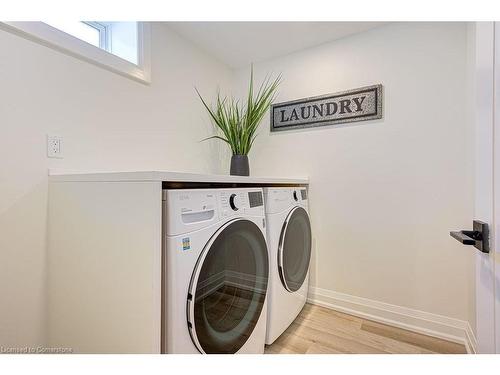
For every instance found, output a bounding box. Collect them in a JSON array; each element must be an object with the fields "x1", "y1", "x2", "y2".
[{"x1": 197, "y1": 67, "x2": 281, "y2": 155}]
